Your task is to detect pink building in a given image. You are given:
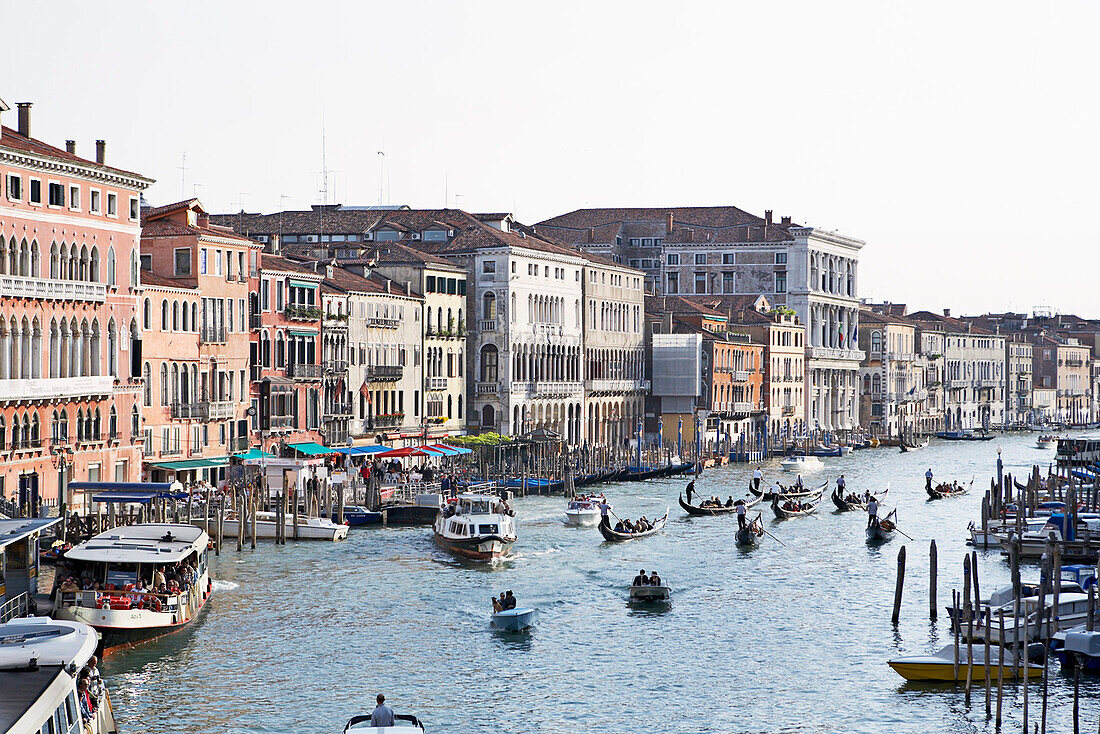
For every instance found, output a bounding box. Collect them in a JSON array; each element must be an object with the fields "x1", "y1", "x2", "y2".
[
  {"x1": 0, "y1": 99, "x2": 151, "y2": 512},
  {"x1": 138, "y1": 199, "x2": 258, "y2": 484}
]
